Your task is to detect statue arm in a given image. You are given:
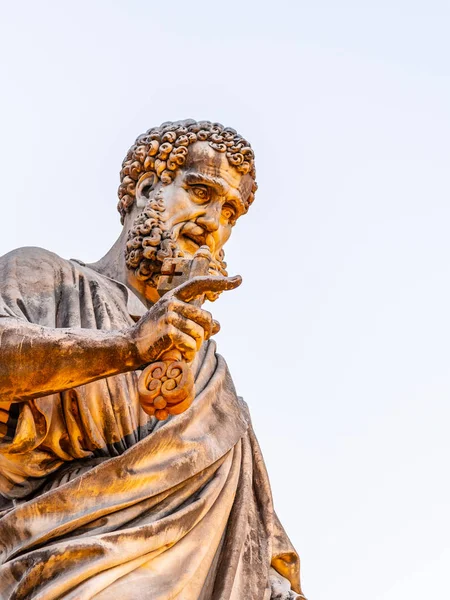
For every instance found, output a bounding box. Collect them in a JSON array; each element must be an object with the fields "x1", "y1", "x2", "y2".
[
  {"x1": 0, "y1": 272, "x2": 233, "y2": 404},
  {"x1": 0, "y1": 317, "x2": 139, "y2": 402}
]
